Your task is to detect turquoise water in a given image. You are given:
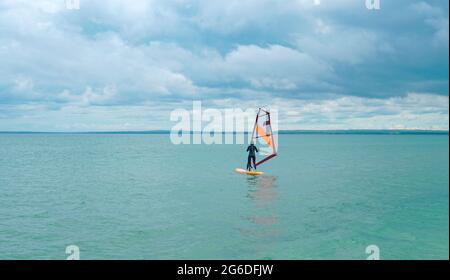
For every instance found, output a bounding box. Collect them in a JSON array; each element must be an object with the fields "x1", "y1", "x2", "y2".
[{"x1": 0, "y1": 134, "x2": 448, "y2": 260}]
